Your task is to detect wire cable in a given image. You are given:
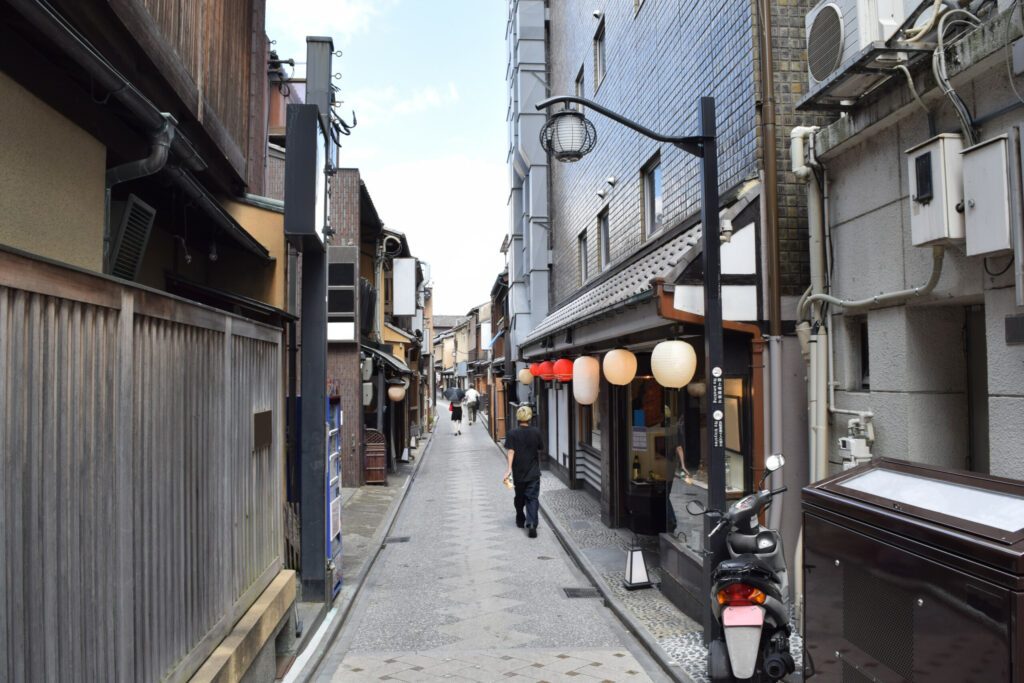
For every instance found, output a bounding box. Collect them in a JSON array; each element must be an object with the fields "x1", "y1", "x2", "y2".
[
  {"x1": 984, "y1": 255, "x2": 1014, "y2": 276},
  {"x1": 1006, "y1": 0, "x2": 1024, "y2": 105}
]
